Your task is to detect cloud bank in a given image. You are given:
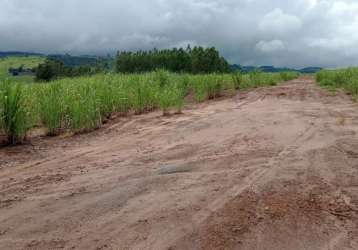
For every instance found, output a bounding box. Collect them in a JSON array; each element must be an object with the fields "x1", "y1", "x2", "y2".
[{"x1": 1, "y1": 0, "x2": 358, "y2": 68}]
